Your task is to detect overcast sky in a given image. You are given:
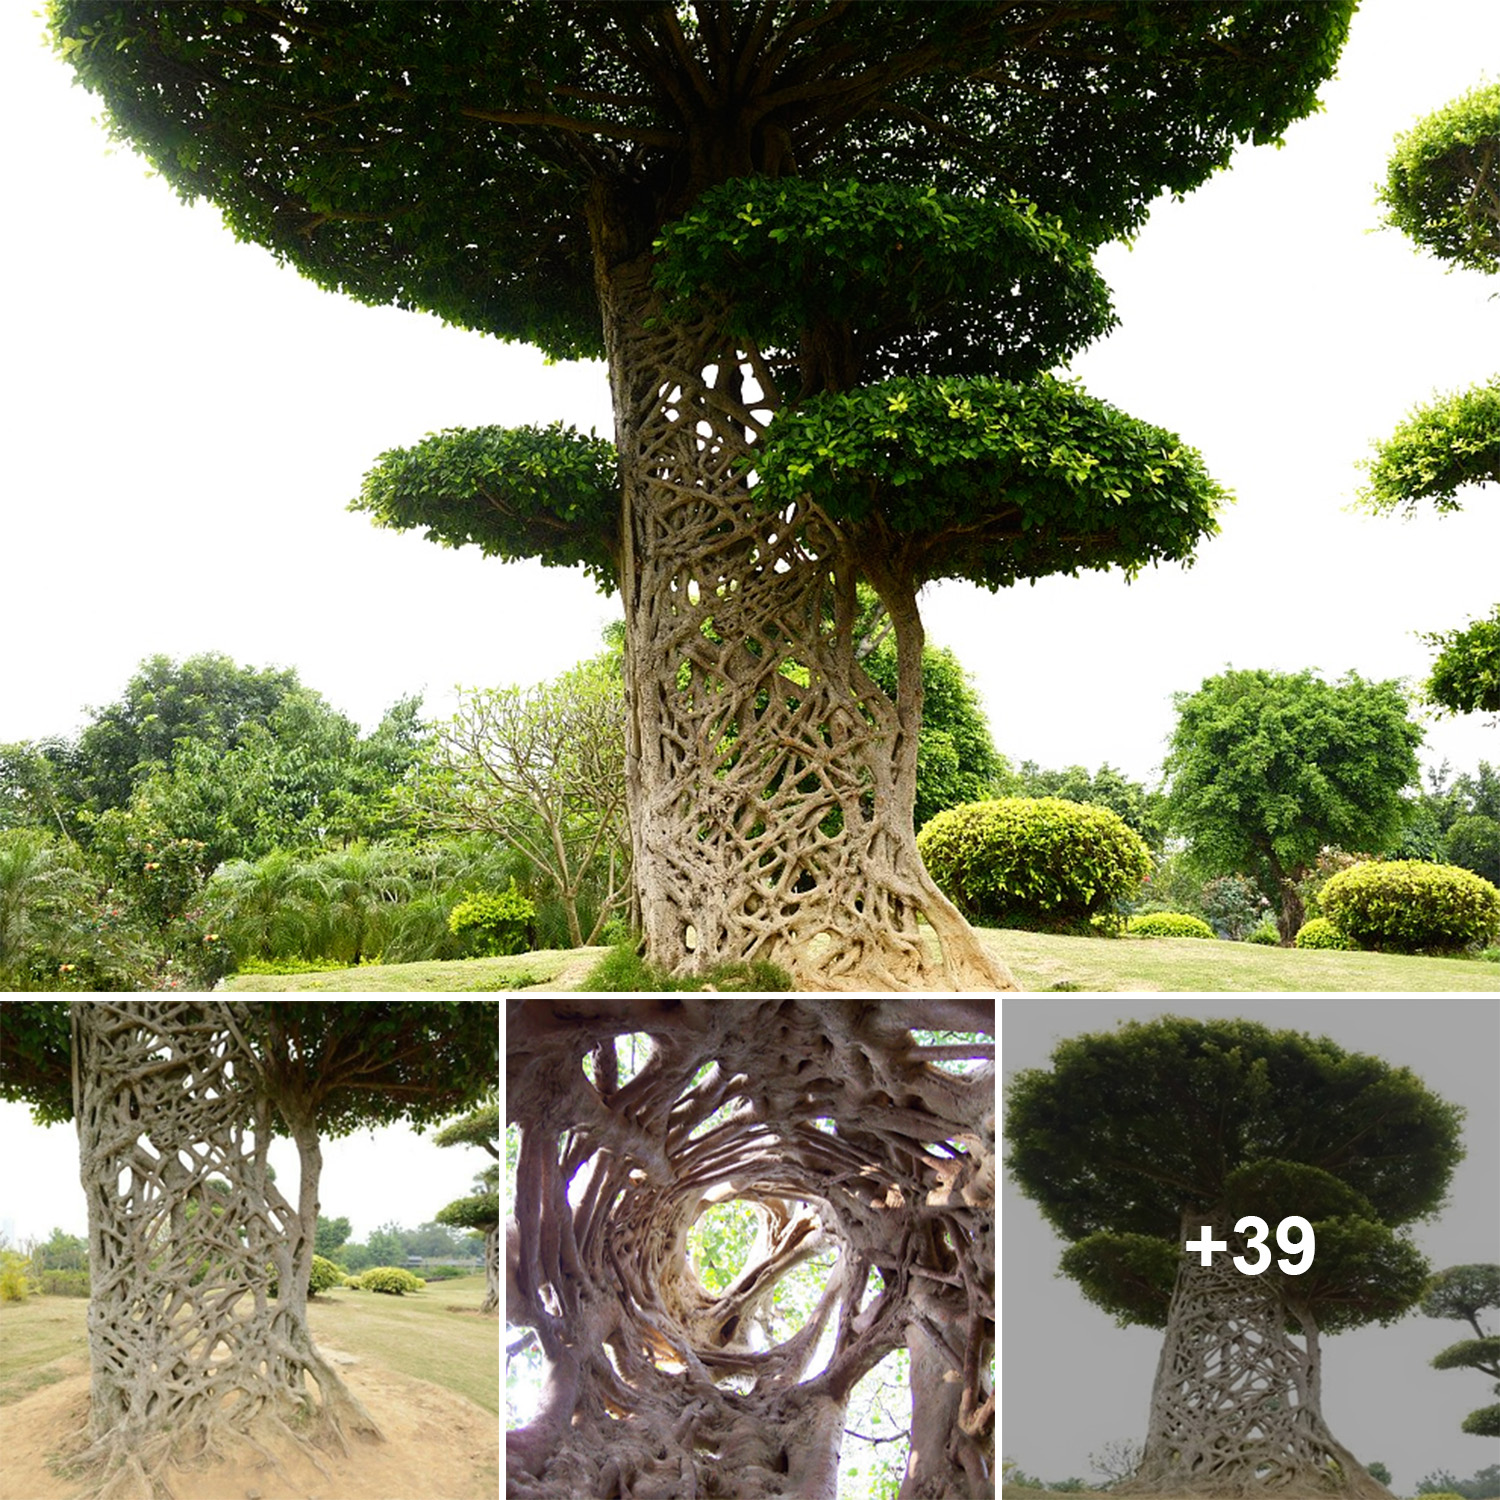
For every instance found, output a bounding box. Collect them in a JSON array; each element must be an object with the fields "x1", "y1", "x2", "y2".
[
  {"x1": 2, "y1": 2, "x2": 1497, "y2": 792},
  {"x1": 0, "y1": 1097, "x2": 488, "y2": 1250},
  {"x1": 1001, "y1": 997, "x2": 1500, "y2": 1493}
]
